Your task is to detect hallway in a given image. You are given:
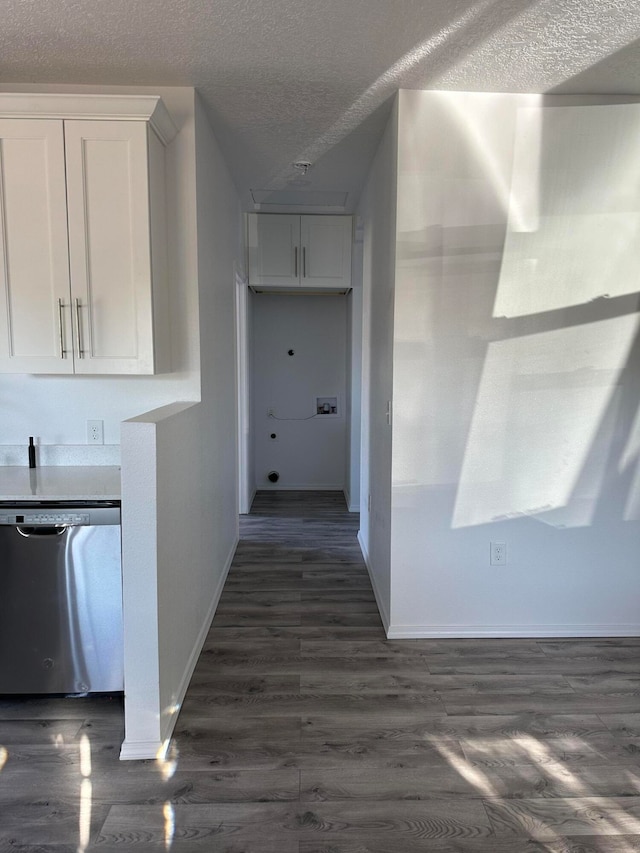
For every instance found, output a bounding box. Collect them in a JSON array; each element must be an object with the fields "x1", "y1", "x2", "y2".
[{"x1": 1, "y1": 491, "x2": 640, "y2": 850}]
